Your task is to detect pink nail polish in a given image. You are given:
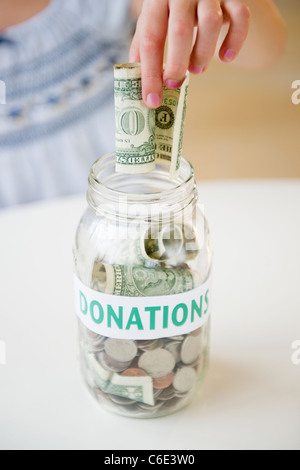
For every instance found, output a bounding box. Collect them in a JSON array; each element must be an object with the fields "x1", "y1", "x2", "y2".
[
  {"x1": 189, "y1": 65, "x2": 202, "y2": 74},
  {"x1": 165, "y1": 80, "x2": 181, "y2": 89},
  {"x1": 147, "y1": 93, "x2": 161, "y2": 108},
  {"x1": 189, "y1": 64, "x2": 207, "y2": 74},
  {"x1": 224, "y1": 49, "x2": 235, "y2": 61}
]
